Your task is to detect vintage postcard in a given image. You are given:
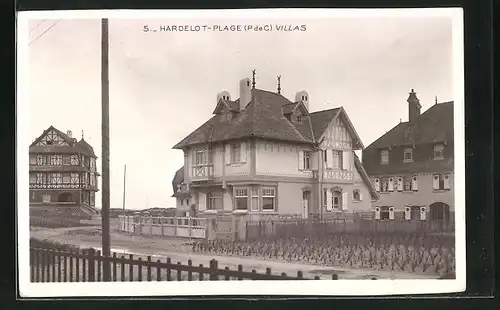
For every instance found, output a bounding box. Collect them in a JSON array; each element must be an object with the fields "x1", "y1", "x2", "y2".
[{"x1": 17, "y1": 8, "x2": 465, "y2": 297}]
